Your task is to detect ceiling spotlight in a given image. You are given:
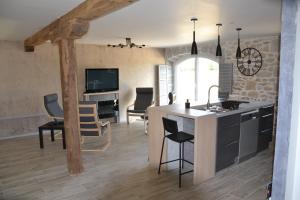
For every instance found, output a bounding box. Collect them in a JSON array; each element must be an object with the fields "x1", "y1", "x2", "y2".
[{"x1": 107, "y1": 38, "x2": 146, "y2": 48}]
